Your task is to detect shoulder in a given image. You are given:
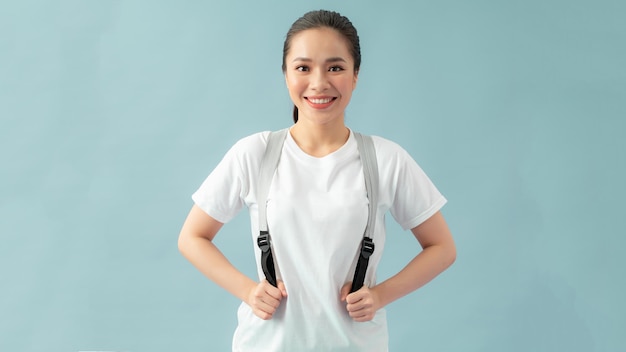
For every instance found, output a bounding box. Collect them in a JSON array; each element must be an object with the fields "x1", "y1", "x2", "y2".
[
  {"x1": 211, "y1": 131, "x2": 272, "y2": 177},
  {"x1": 225, "y1": 131, "x2": 271, "y2": 160},
  {"x1": 368, "y1": 134, "x2": 413, "y2": 163},
  {"x1": 231, "y1": 131, "x2": 271, "y2": 151}
]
